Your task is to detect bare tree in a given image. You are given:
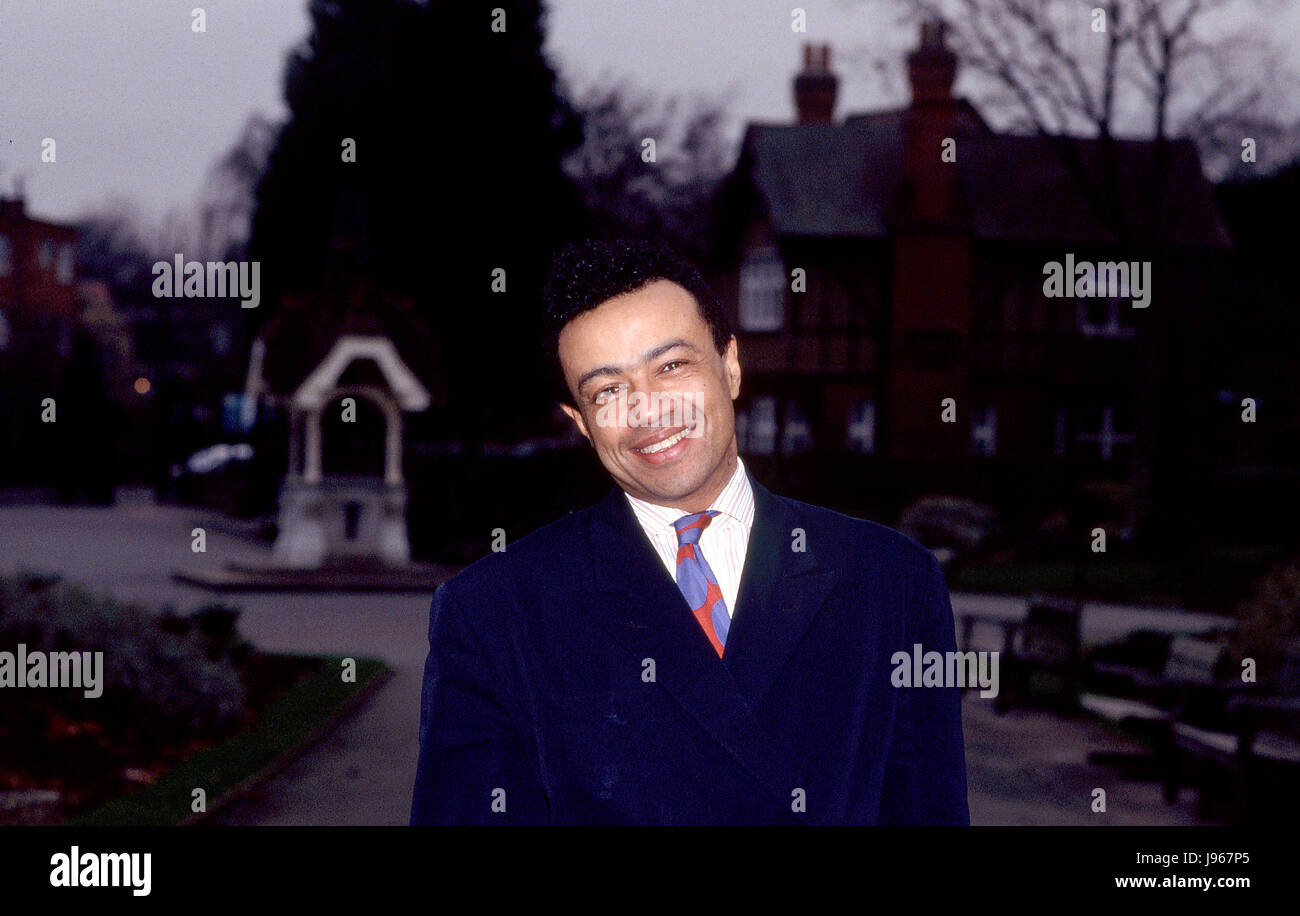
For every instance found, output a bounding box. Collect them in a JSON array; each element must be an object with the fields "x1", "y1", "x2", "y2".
[
  {"x1": 76, "y1": 195, "x2": 156, "y2": 292},
  {"x1": 561, "y1": 76, "x2": 735, "y2": 262},
  {"x1": 153, "y1": 205, "x2": 199, "y2": 262},
  {"x1": 78, "y1": 112, "x2": 277, "y2": 293},
  {"x1": 852, "y1": 0, "x2": 1299, "y2": 180},
  {"x1": 198, "y1": 113, "x2": 277, "y2": 261}
]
